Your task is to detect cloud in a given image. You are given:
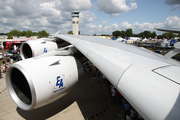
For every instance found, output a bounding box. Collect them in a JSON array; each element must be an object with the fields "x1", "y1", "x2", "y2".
[
  {"x1": 80, "y1": 16, "x2": 180, "y2": 35},
  {"x1": 80, "y1": 17, "x2": 180, "y2": 35},
  {"x1": 97, "y1": 0, "x2": 137, "y2": 16},
  {"x1": 11, "y1": 1, "x2": 35, "y2": 16},
  {"x1": 79, "y1": 11, "x2": 97, "y2": 24},
  {"x1": 171, "y1": 4, "x2": 180, "y2": 10},
  {"x1": 0, "y1": 0, "x2": 179, "y2": 36},
  {"x1": 62, "y1": 0, "x2": 92, "y2": 12},
  {"x1": 120, "y1": 21, "x2": 133, "y2": 29},
  {"x1": 164, "y1": 16, "x2": 180, "y2": 29},
  {"x1": 164, "y1": 0, "x2": 180, "y2": 5},
  {"x1": 164, "y1": 0, "x2": 180, "y2": 10},
  {"x1": 101, "y1": 20, "x2": 107, "y2": 24},
  {"x1": 118, "y1": 21, "x2": 158, "y2": 34},
  {"x1": 0, "y1": 0, "x2": 93, "y2": 33}
]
